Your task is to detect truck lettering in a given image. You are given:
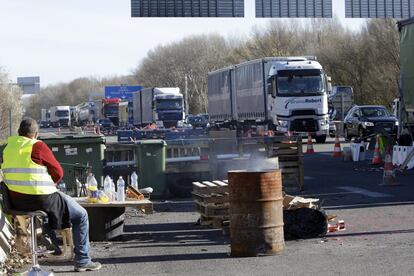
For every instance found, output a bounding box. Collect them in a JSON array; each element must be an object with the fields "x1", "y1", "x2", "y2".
[{"x1": 284, "y1": 98, "x2": 322, "y2": 109}]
